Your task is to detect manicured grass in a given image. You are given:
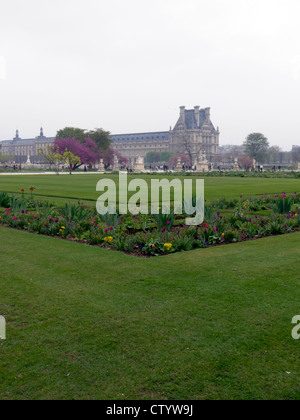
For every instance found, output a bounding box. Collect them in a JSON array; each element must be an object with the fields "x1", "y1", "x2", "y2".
[
  {"x1": 0, "y1": 174, "x2": 299, "y2": 206},
  {"x1": 0, "y1": 226, "x2": 299, "y2": 400}
]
